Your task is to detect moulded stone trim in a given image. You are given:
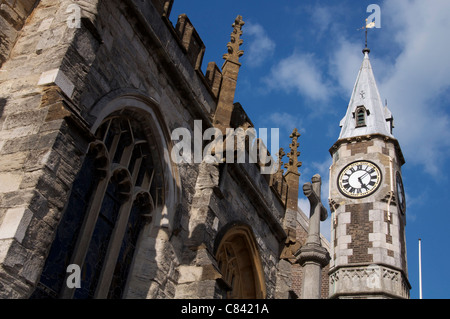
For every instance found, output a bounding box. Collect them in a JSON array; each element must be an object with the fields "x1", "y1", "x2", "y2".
[
  {"x1": 177, "y1": 265, "x2": 204, "y2": 284},
  {"x1": 338, "y1": 212, "x2": 351, "y2": 224},
  {"x1": 89, "y1": 93, "x2": 182, "y2": 232},
  {"x1": 38, "y1": 69, "x2": 75, "y2": 98},
  {"x1": 336, "y1": 224, "x2": 348, "y2": 237},
  {"x1": 369, "y1": 233, "x2": 384, "y2": 243},
  {"x1": 329, "y1": 264, "x2": 410, "y2": 299},
  {"x1": 0, "y1": 173, "x2": 23, "y2": 193},
  {"x1": 0, "y1": 207, "x2": 32, "y2": 243},
  {"x1": 338, "y1": 235, "x2": 352, "y2": 245}
]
